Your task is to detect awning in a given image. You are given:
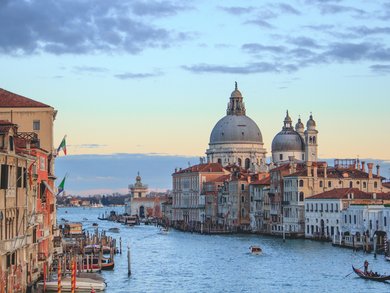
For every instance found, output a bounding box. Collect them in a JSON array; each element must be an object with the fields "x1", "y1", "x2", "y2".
[{"x1": 42, "y1": 180, "x2": 55, "y2": 195}]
